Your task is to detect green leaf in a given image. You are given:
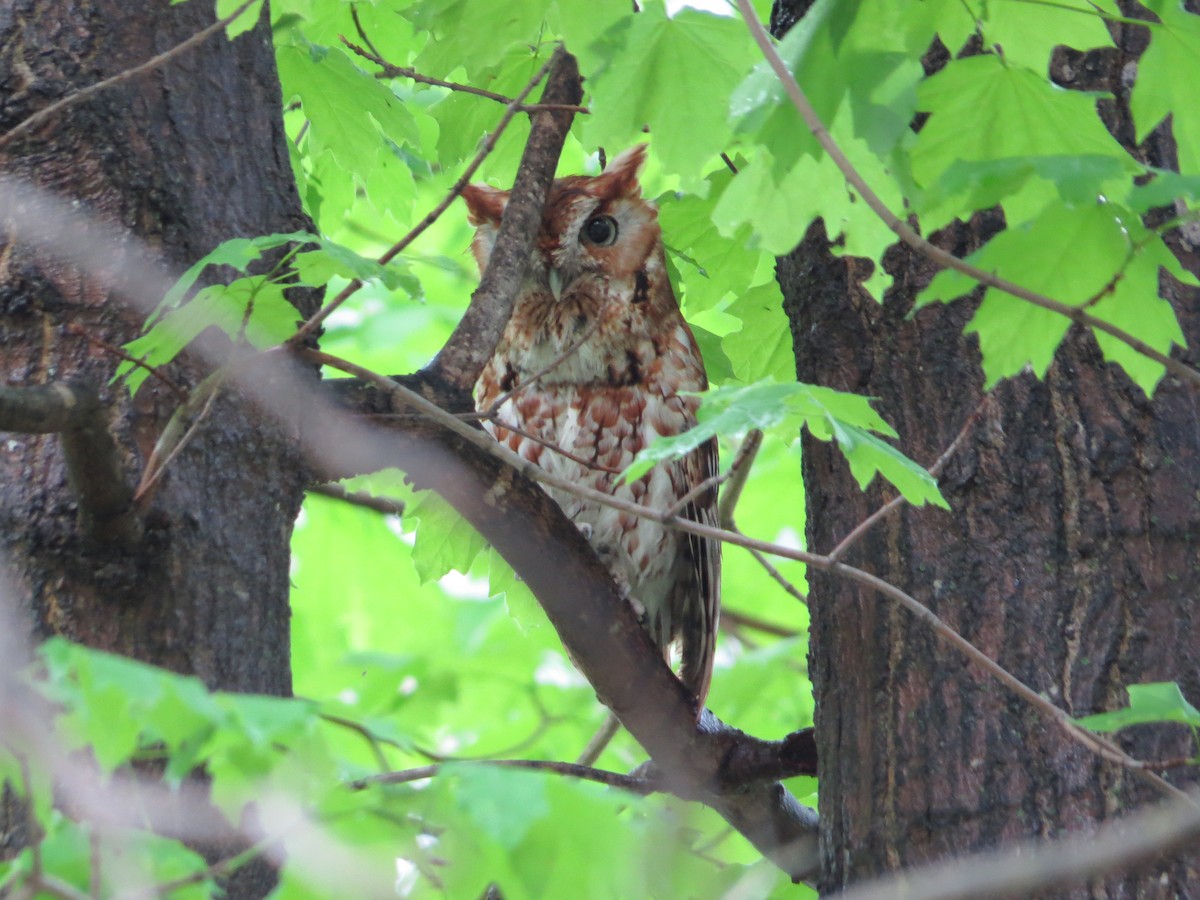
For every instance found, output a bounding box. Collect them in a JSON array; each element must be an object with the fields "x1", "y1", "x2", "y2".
[
  {"x1": 911, "y1": 54, "x2": 1134, "y2": 189},
  {"x1": 623, "y1": 381, "x2": 945, "y2": 507},
  {"x1": 118, "y1": 278, "x2": 300, "y2": 394},
  {"x1": 721, "y1": 283, "x2": 796, "y2": 383},
  {"x1": 729, "y1": 0, "x2": 839, "y2": 170},
  {"x1": 712, "y1": 122, "x2": 901, "y2": 298},
  {"x1": 583, "y1": 2, "x2": 758, "y2": 178},
  {"x1": 970, "y1": 0, "x2": 1117, "y2": 71},
  {"x1": 38, "y1": 638, "x2": 222, "y2": 773},
  {"x1": 442, "y1": 764, "x2": 550, "y2": 850},
  {"x1": 217, "y1": 0, "x2": 266, "y2": 39},
  {"x1": 408, "y1": 492, "x2": 488, "y2": 583},
  {"x1": 918, "y1": 200, "x2": 1186, "y2": 394},
  {"x1": 489, "y1": 549, "x2": 545, "y2": 634},
  {"x1": 1075, "y1": 682, "x2": 1200, "y2": 732},
  {"x1": 150, "y1": 231, "x2": 312, "y2": 325},
  {"x1": 916, "y1": 154, "x2": 1132, "y2": 227},
  {"x1": 657, "y1": 172, "x2": 760, "y2": 313},
  {"x1": 293, "y1": 239, "x2": 421, "y2": 296},
  {"x1": 1126, "y1": 169, "x2": 1200, "y2": 213},
  {"x1": 829, "y1": 420, "x2": 946, "y2": 507},
  {"x1": 407, "y1": 0, "x2": 554, "y2": 81},
  {"x1": 1132, "y1": 2, "x2": 1200, "y2": 175}
]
